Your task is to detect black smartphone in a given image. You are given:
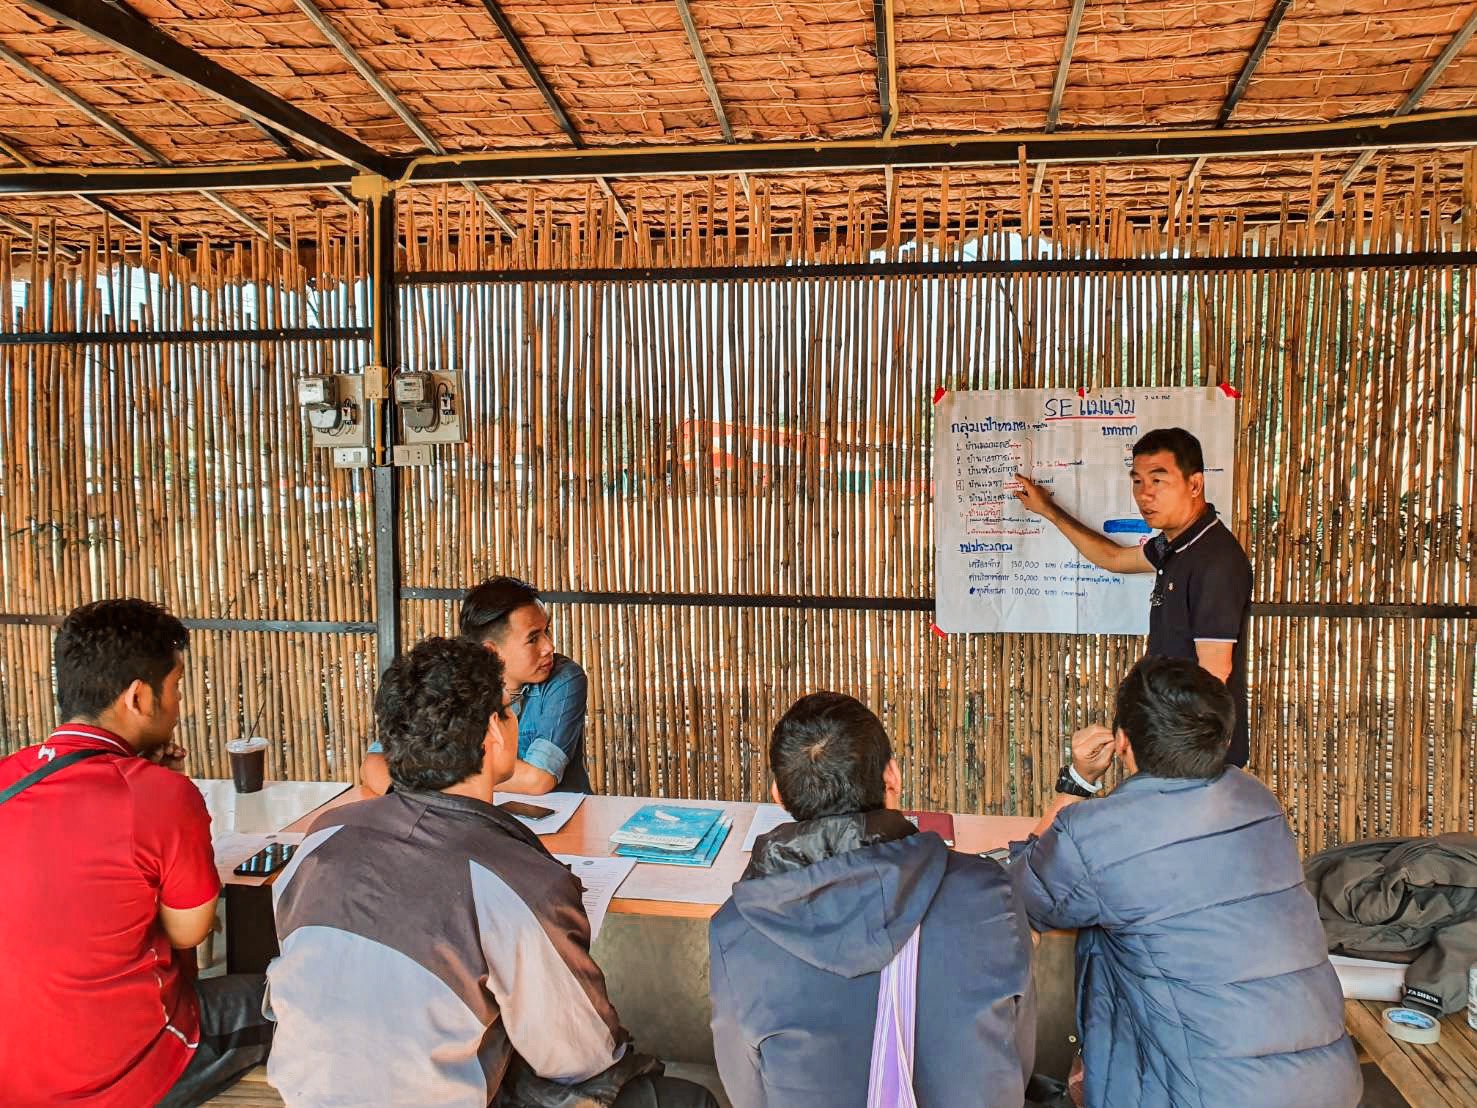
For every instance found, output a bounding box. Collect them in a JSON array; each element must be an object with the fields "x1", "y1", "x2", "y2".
[
  {"x1": 498, "y1": 800, "x2": 557, "y2": 821},
  {"x1": 979, "y1": 846, "x2": 1012, "y2": 865},
  {"x1": 233, "y1": 842, "x2": 297, "y2": 877}
]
